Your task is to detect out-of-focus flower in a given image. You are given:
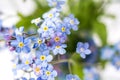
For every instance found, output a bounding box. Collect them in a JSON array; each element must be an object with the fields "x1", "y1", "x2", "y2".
[
  {"x1": 83, "y1": 67, "x2": 100, "y2": 80},
  {"x1": 101, "y1": 46, "x2": 115, "y2": 60},
  {"x1": 112, "y1": 55, "x2": 120, "y2": 69},
  {"x1": 76, "y1": 42, "x2": 91, "y2": 59},
  {"x1": 114, "y1": 41, "x2": 120, "y2": 52},
  {"x1": 47, "y1": 0, "x2": 65, "y2": 9},
  {"x1": 66, "y1": 74, "x2": 80, "y2": 80}
]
